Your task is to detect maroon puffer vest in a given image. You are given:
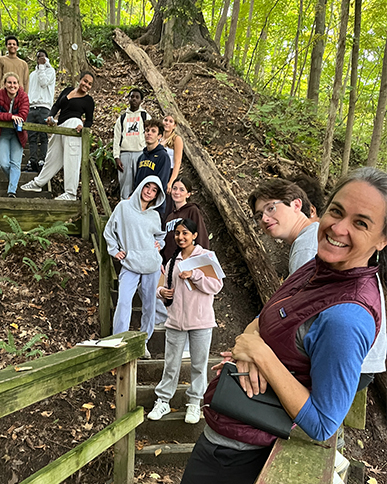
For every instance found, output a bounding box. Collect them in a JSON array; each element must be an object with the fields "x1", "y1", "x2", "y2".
[{"x1": 204, "y1": 256, "x2": 381, "y2": 446}]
